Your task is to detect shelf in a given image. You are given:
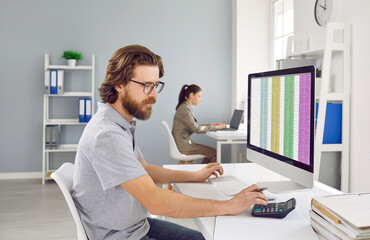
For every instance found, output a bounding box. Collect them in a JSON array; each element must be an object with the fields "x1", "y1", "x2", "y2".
[
  {"x1": 287, "y1": 45, "x2": 344, "y2": 58},
  {"x1": 45, "y1": 92, "x2": 93, "y2": 97},
  {"x1": 45, "y1": 144, "x2": 78, "y2": 152},
  {"x1": 46, "y1": 65, "x2": 93, "y2": 70},
  {"x1": 315, "y1": 93, "x2": 344, "y2": 102},
  {"x1": 322, "y1": 144, "x2": 344, "y2": 152},
  {"x1": 45, "y1": 119, "x2": 87, "y2": 125},
  {"x1": 288, "y1": 48, "x2": 324, "y2": 58},
  {"x1": 43, "y1": 53, "x2": 95, "y2": 184}
]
